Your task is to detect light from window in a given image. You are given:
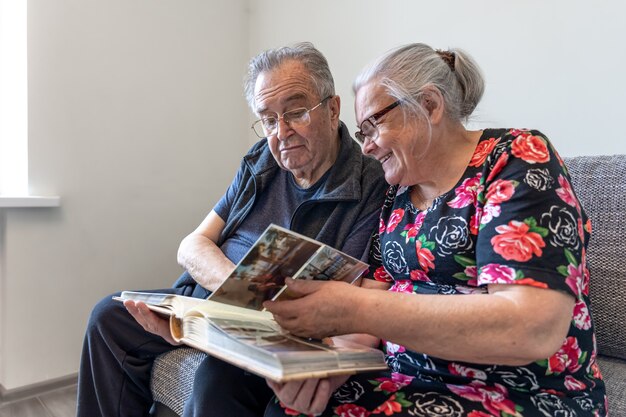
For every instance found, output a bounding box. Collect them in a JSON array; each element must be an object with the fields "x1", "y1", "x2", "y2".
[{"x1": 0, "y1": 0, "x2": 28, "y2": 196}]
